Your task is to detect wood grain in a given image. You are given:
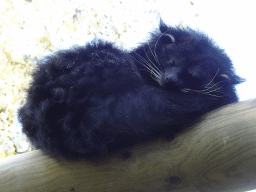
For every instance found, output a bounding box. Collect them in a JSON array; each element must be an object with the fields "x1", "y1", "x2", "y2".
[{"x1": 1, "y1": 99, "x2": 256, "y2": 192}]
